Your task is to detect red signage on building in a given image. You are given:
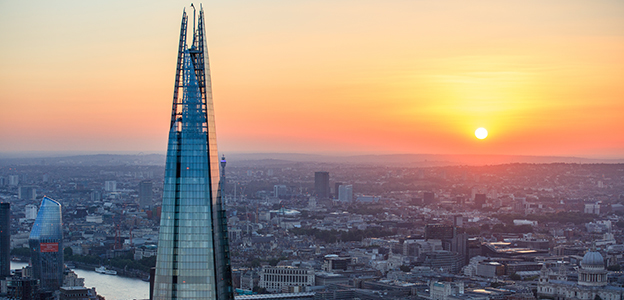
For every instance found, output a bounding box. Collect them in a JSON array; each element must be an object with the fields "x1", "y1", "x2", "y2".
[{"x1": 40, "y1": 243, "x2": 59, "y2": 253}]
